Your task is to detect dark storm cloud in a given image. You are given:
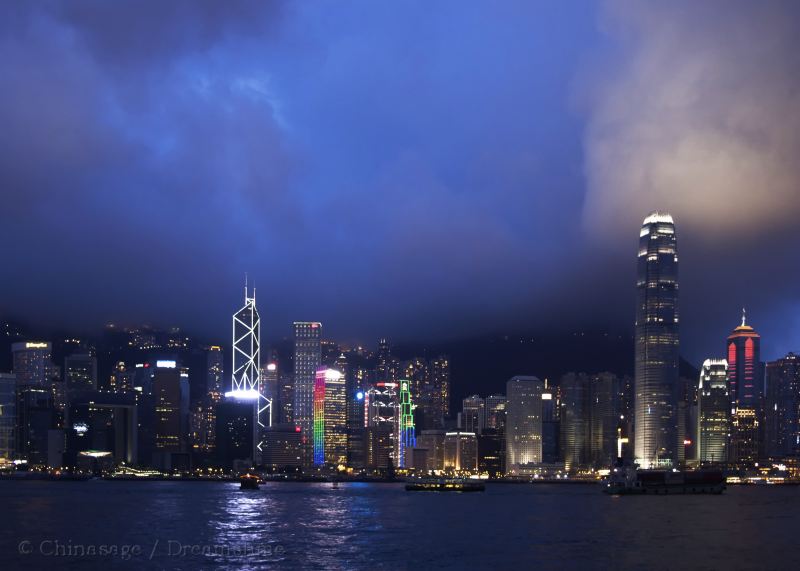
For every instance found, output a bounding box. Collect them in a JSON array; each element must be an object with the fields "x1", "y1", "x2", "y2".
[{"x1": 0, "y1": 1, "x2": 798, "y2": 363}]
